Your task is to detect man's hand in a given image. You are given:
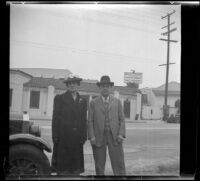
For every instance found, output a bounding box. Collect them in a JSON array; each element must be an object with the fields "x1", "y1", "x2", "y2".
[
  {"x1": 117, "y1": 135, "x2": 124, "y2": 144},
  {"x1": 90, "y1": 137, "x2": 96, "y2": 145}
]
